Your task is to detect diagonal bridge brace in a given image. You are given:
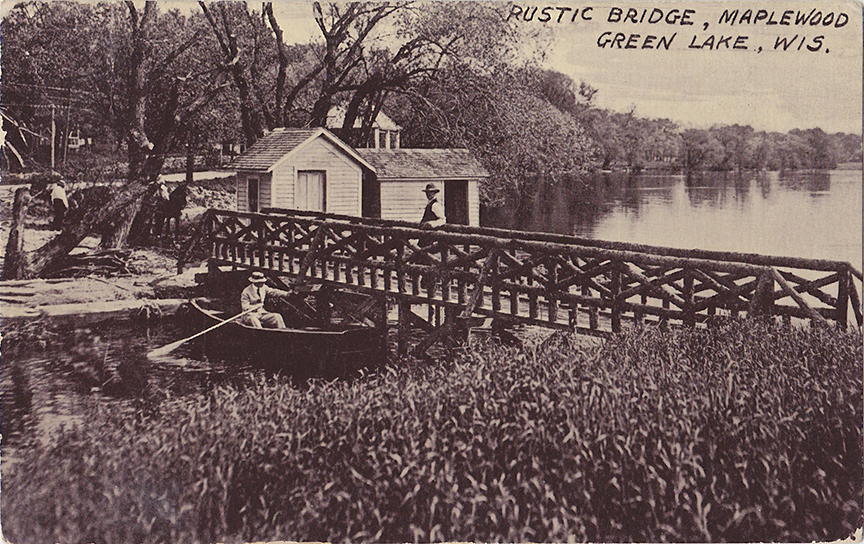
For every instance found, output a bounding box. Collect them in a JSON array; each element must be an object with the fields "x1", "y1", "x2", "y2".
[{"x1": 411, "y1": 249, "x2": 498, "y2": 358}]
